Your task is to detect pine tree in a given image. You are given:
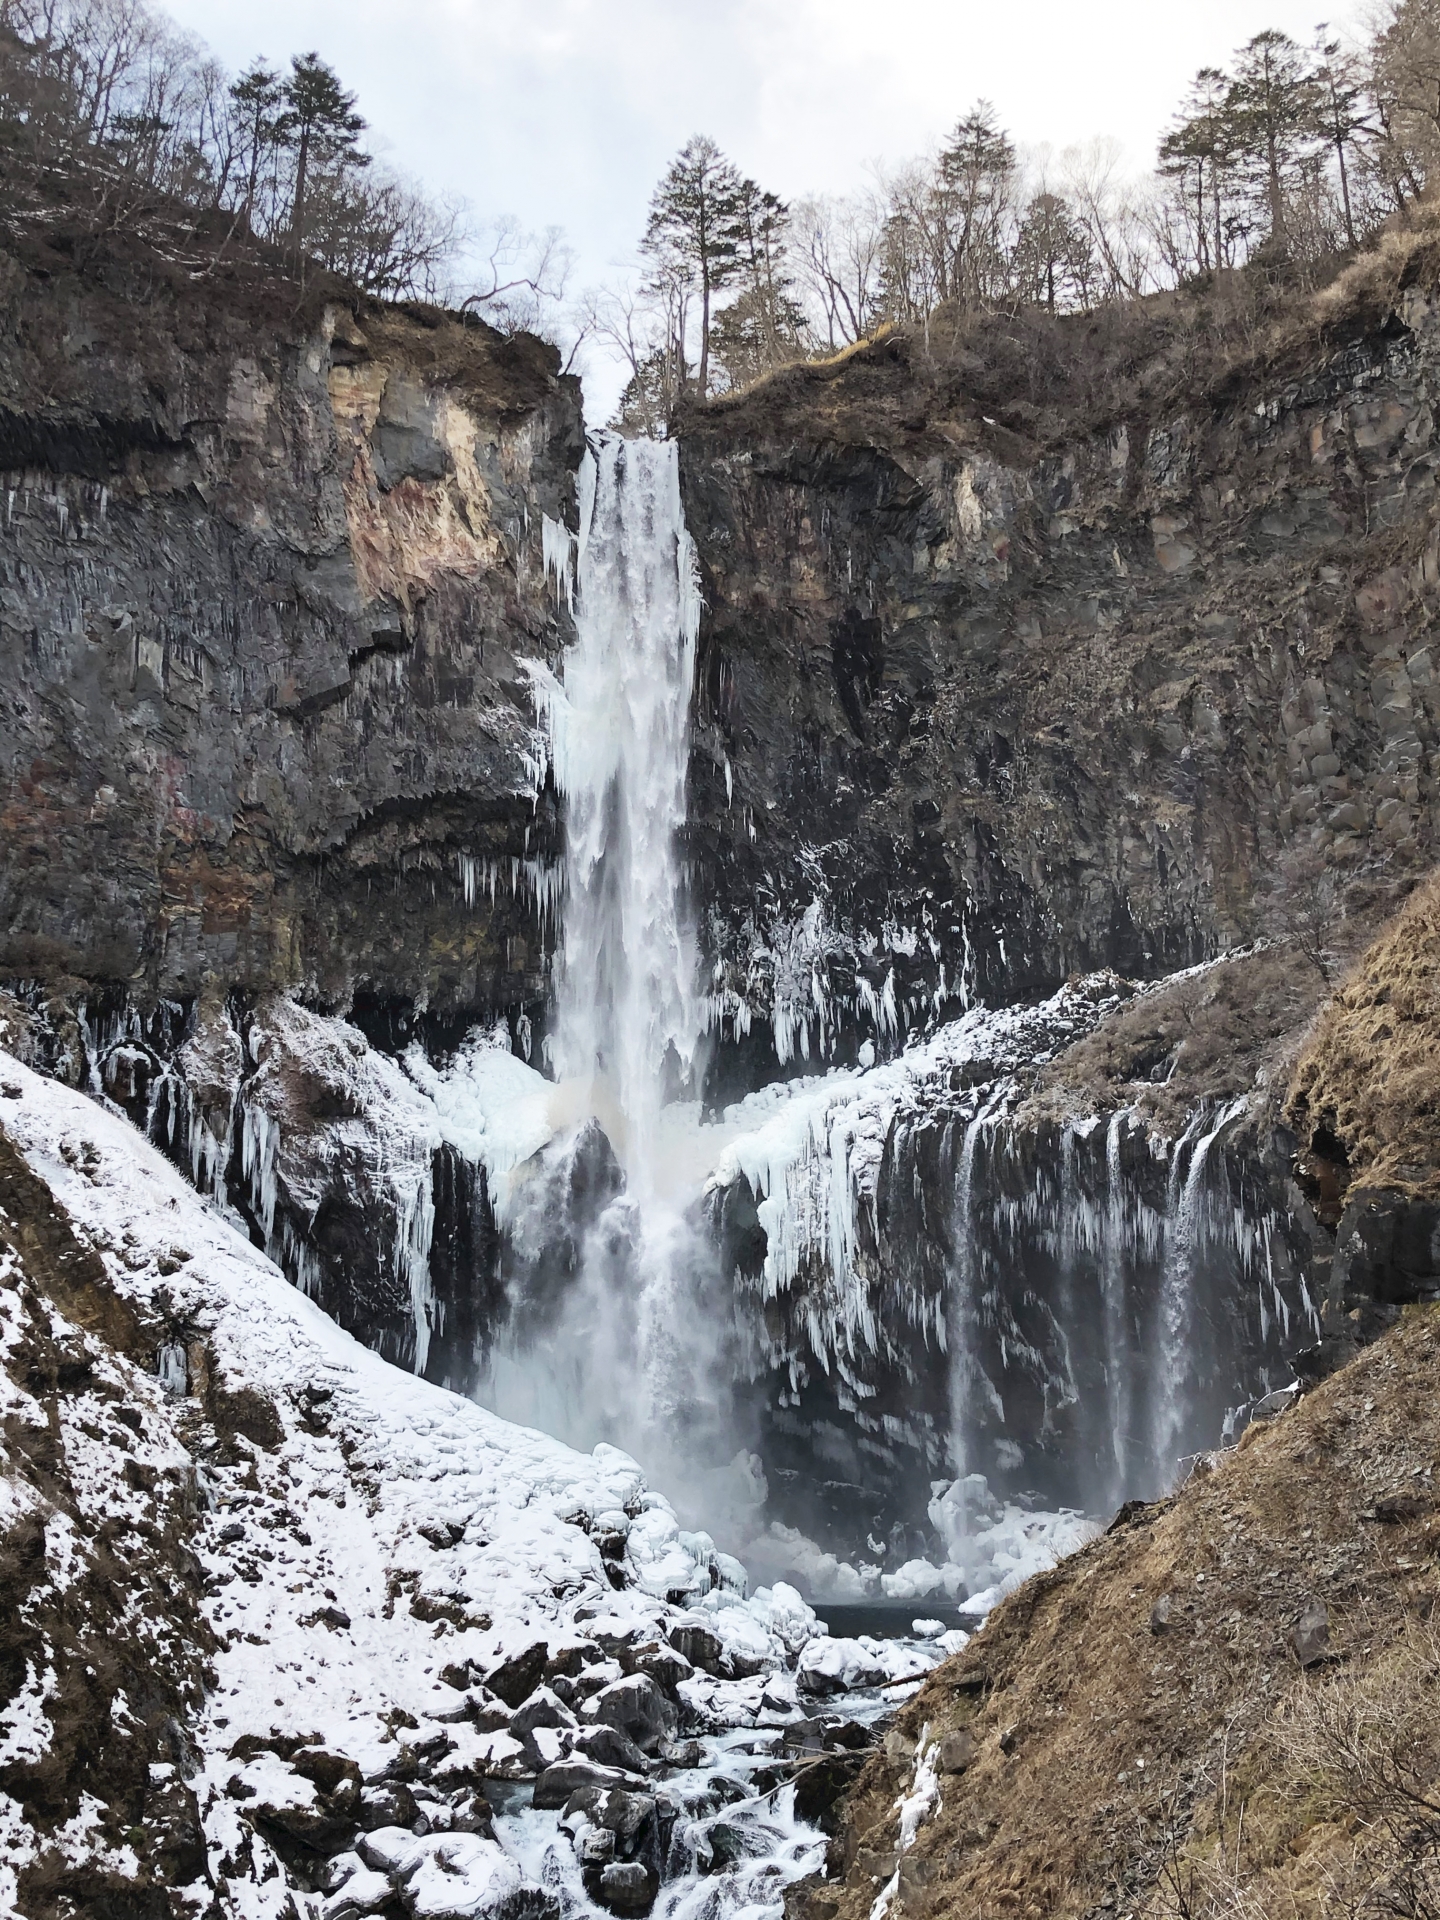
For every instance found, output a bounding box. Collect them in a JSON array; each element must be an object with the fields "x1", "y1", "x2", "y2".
[
  {"x1": 278, "y1": 53, "x2": 367, "y2": 262},
  {"x1": 1226, "y1": 31, "x2": 1320, "y2": 252},
  {"x1": 1159, "y1": 68, "x2": 1242, "y2": 273},
  {"x1": 714, "y1": 178, "x2": 806, "y2": 380},
  {"x1": 642, "y1": 135, "x2": 747, "y2": 396},
  {"x1": 935, "y1": 103, "x2": 1015, "y2": 308},
  {"x1": 1011, "y1": 191, "x2": 1095, "y2": 311},
  {"x1": 229, "y1": 61, "x2": 284, "y2": 231},
  {"x1": 1313, "y1": 35, "x2": 1370, "y2": 247}
]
